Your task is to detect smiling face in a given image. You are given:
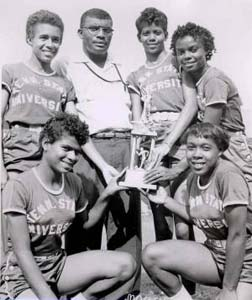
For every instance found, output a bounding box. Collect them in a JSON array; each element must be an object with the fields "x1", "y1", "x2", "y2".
[
  {"x1": 175, "y1": 35, "x2": 208, "y2": 80},
  {"x1": 78, "y1": 16, "x2": 113, "y2": 57},
  {"x1": 139, "y1": 23, "x2": 167, "y2": 57},
  {"x1": 186, "y1": 135, "x2": 222, "y2": 182},
  {"x1": 44, "y1": 133, "x2": 81, "y2": 174},
  {"x1": 27, "y1": 23, "x2": 62, "y2": 65}
]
